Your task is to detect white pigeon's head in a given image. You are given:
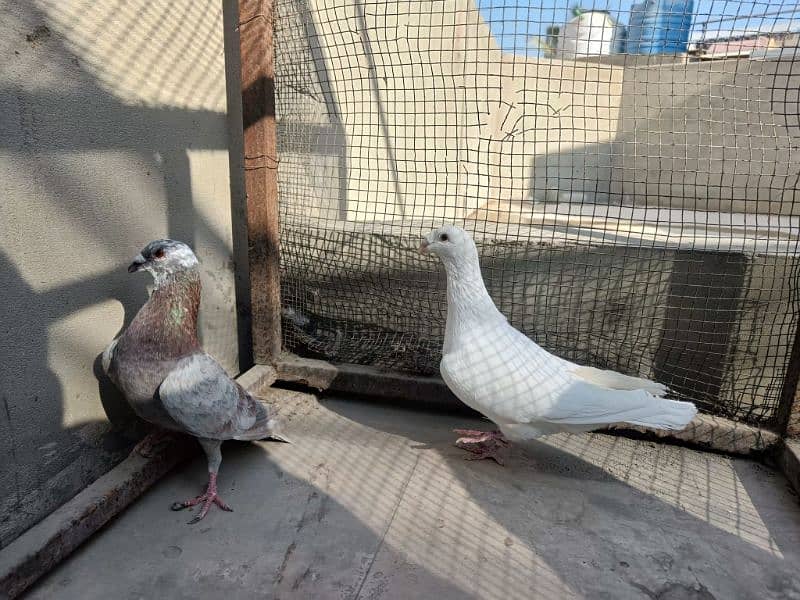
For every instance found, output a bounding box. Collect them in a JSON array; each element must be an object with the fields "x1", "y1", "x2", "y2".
[
  {"x1": 127, "y1": 239, "x2": 199, "y2": 281},
  {"x1": 419, "y1": 225, "x2": 477, "y2": 265}
]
